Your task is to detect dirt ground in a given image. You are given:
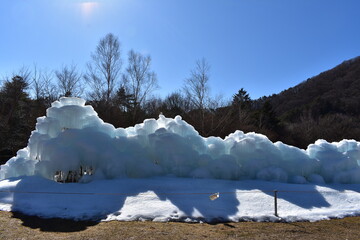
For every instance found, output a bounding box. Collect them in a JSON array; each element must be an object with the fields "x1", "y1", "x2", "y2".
[{"x1": 0, "y1": 211, "x2": 359, "y2": 240}]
